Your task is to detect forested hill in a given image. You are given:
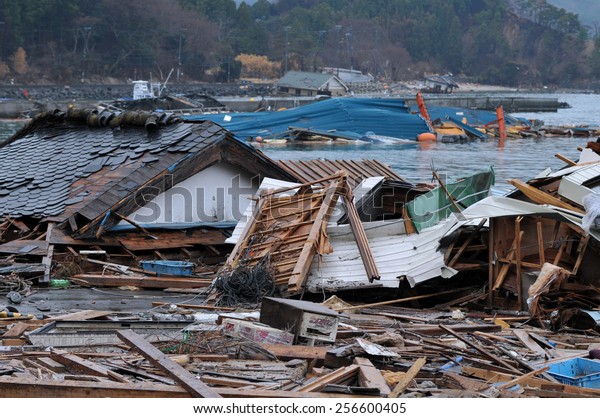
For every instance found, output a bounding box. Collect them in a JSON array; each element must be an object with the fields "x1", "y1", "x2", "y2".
[{"x1": 0, "y1": 0, "x2": 598, "y2": 88}]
